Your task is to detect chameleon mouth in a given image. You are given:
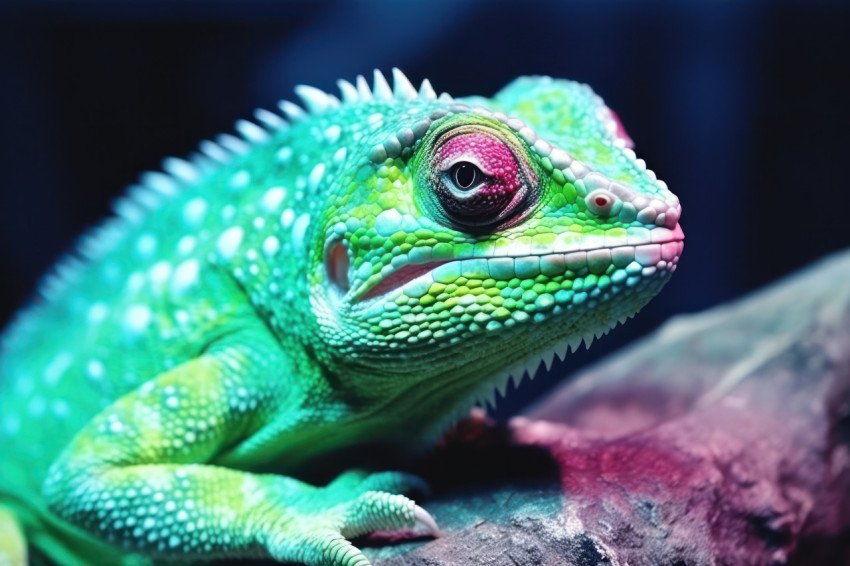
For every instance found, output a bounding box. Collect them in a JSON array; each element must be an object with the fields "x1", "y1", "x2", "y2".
[
  {"x1": 361, "y1": 262, "x2": 449, "y2": 301},
  {"x1": 352, "y1": 224, "x2": 684, "y2": 303}
]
